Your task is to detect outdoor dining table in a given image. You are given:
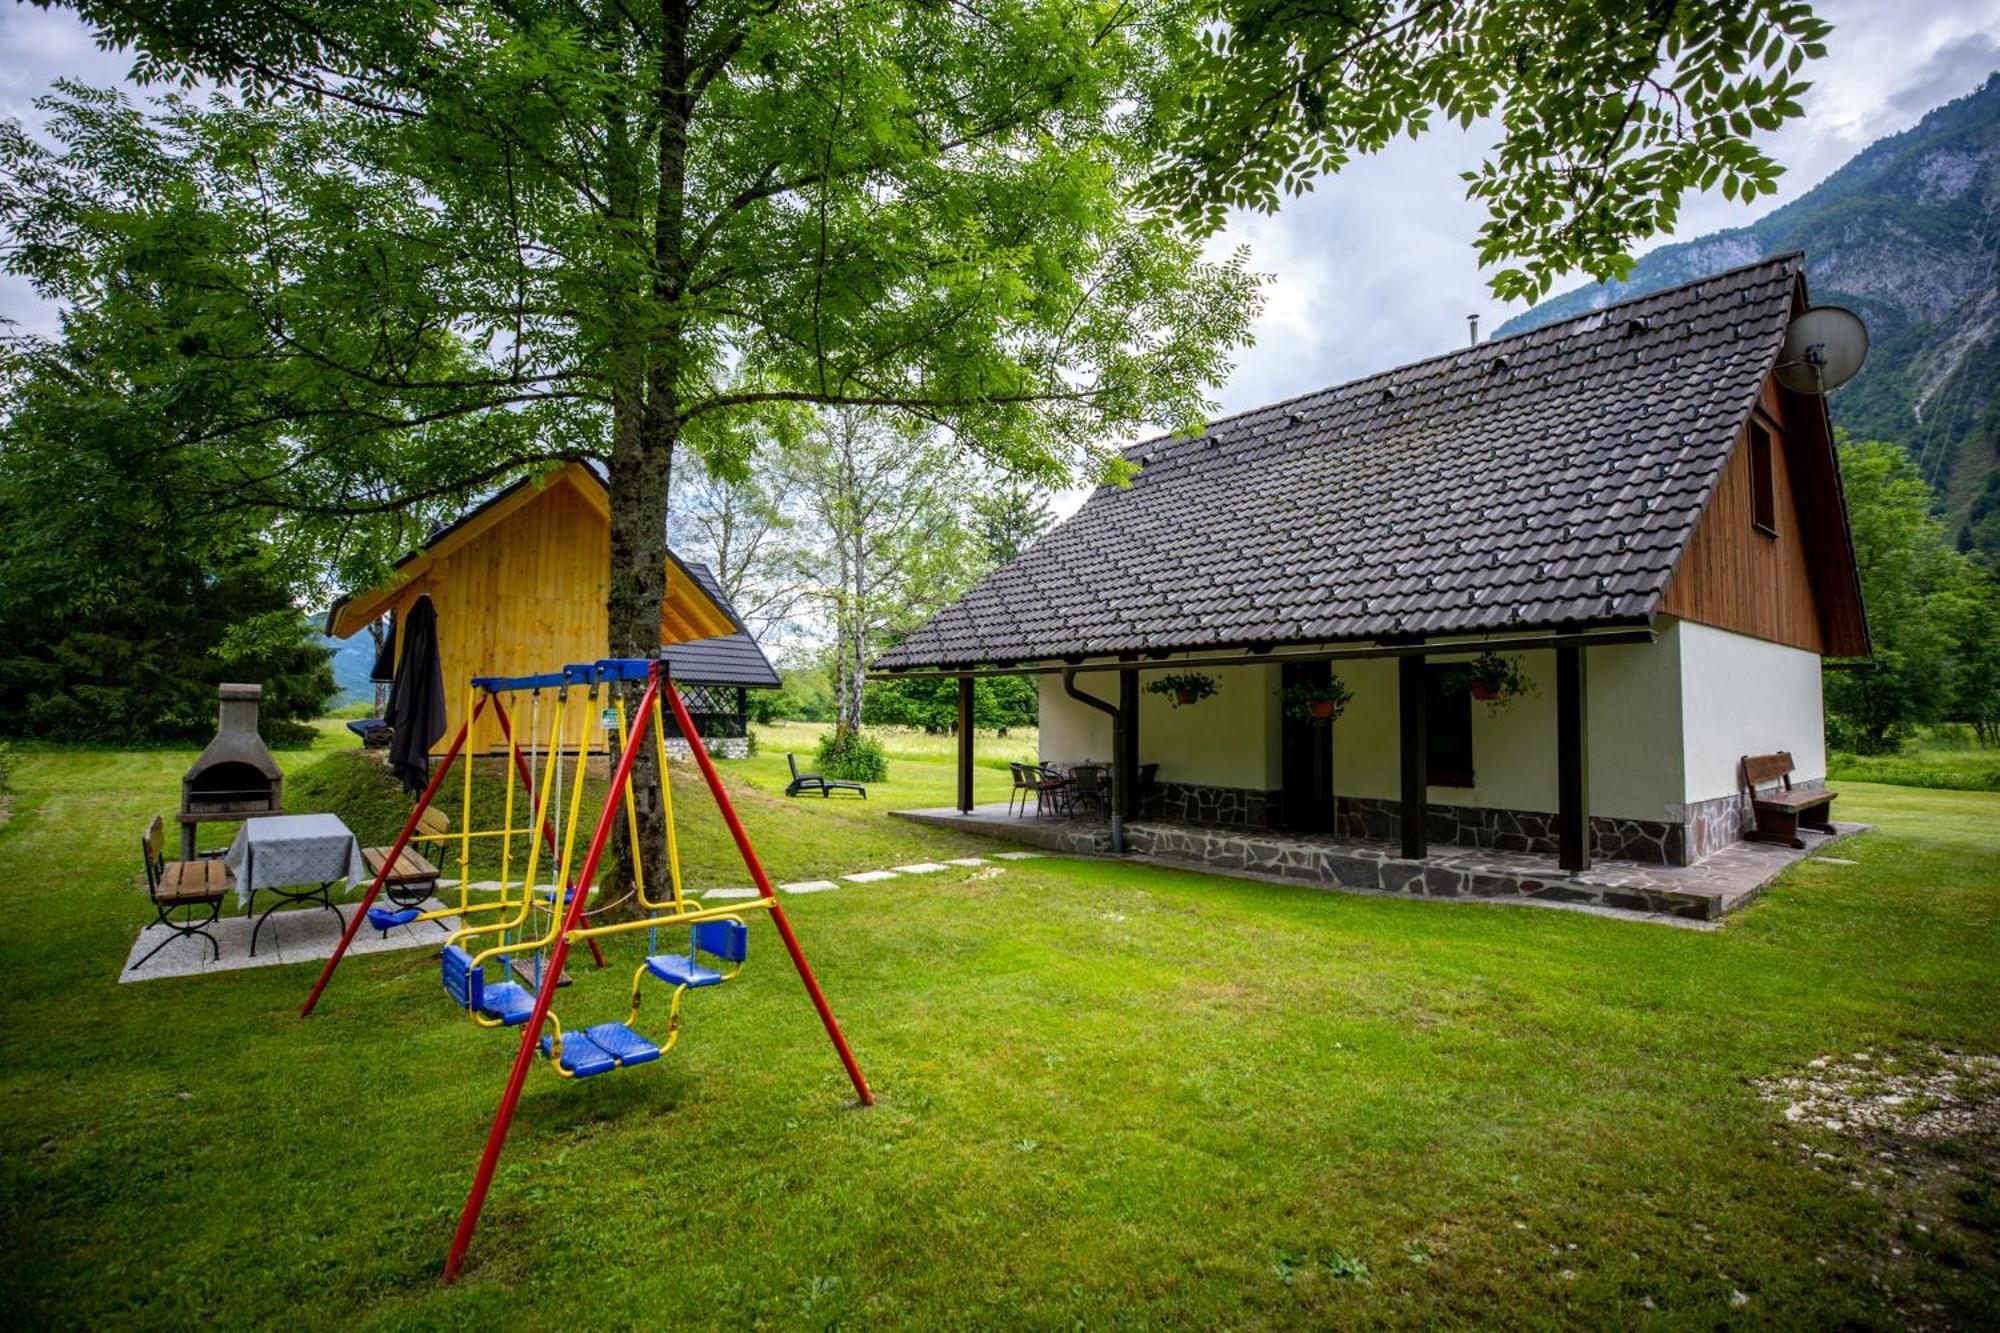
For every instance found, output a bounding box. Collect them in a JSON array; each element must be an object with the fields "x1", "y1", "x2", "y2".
[{"x1": 222, "y1": 813, "x2": 366, "y2": 957}]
